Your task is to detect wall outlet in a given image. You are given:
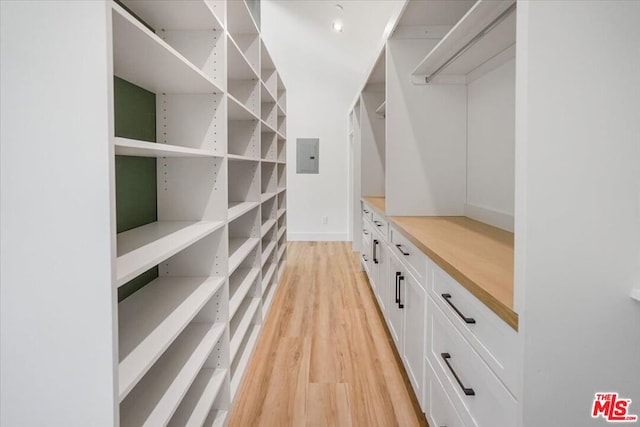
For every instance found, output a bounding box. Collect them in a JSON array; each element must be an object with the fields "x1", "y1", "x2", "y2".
[{"x1": 321, "y1": 216, "x2": 328, "y2": 224}]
